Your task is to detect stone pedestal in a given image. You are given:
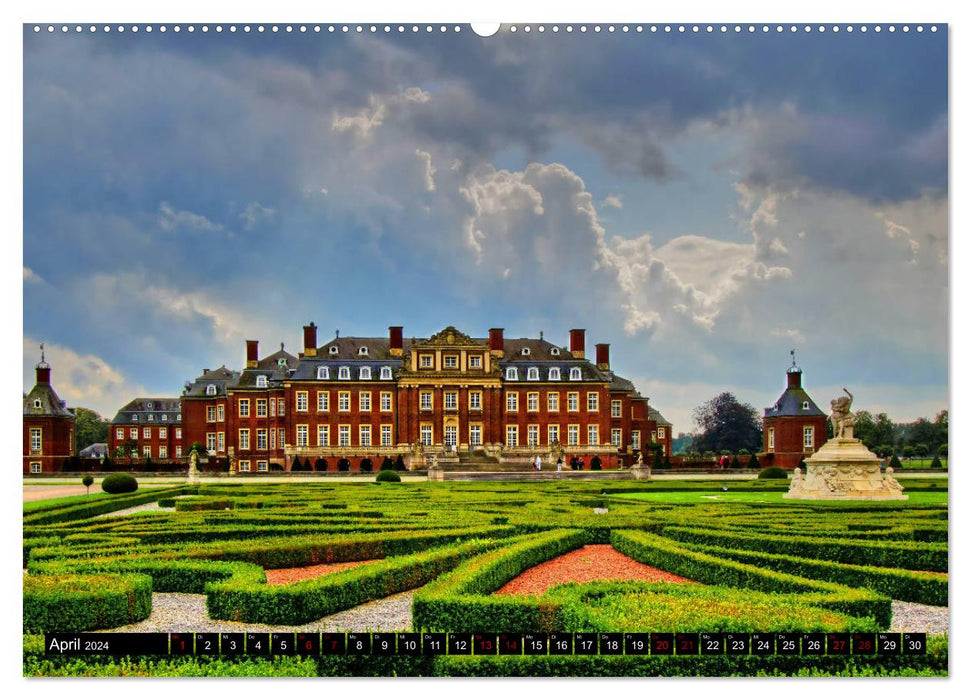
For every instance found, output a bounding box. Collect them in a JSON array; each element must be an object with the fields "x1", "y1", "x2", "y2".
[
  {"x1": 630, "y1": 465, "x2": 652, "y2": 480},
  {"x1": 784, "y1": 438, "x2": 907, "y2": 500},
  {"x1": 427, "y1": 466, "x2": 445, "y2": 482}
]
